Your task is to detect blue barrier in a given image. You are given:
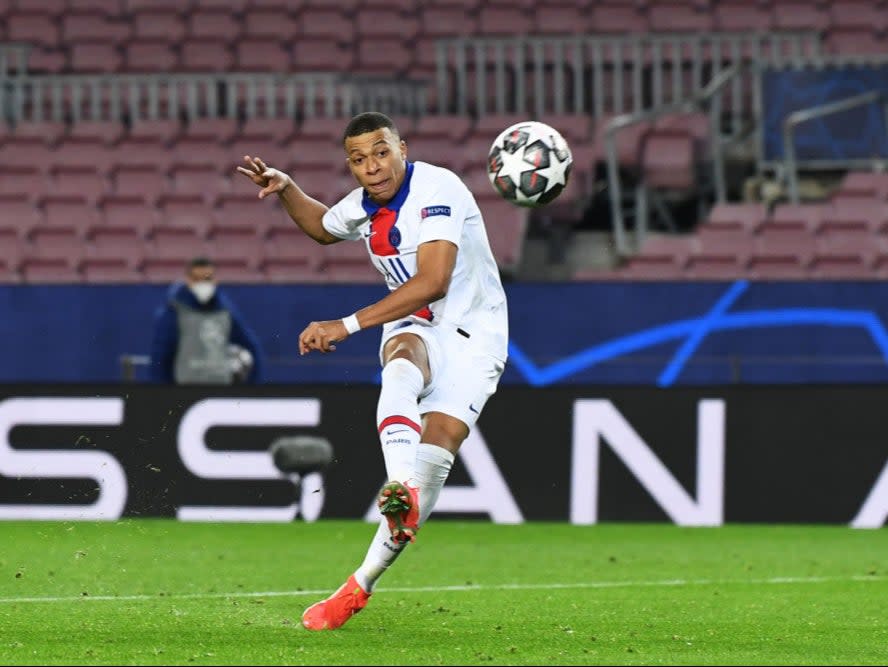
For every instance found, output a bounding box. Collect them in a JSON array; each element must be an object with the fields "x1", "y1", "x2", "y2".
[{"x1": 4, "y1": 281, "x2": 888, "y2": 385}]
